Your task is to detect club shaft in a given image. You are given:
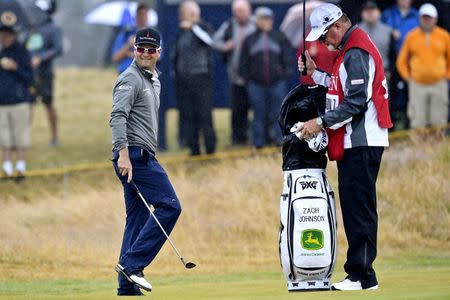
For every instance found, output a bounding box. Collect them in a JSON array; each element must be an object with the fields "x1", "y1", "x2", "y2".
[{"x1": 132, "y1": 182, "x2": 186, "y2": 264}]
